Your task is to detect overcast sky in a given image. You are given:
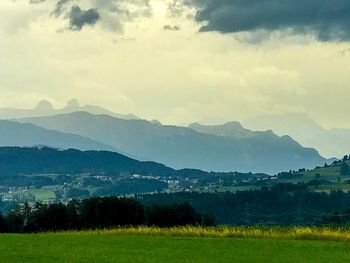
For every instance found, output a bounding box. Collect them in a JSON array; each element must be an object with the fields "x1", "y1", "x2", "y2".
[{"x1": 1, "y1": 0, "x2": 350, "y2": 128}]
